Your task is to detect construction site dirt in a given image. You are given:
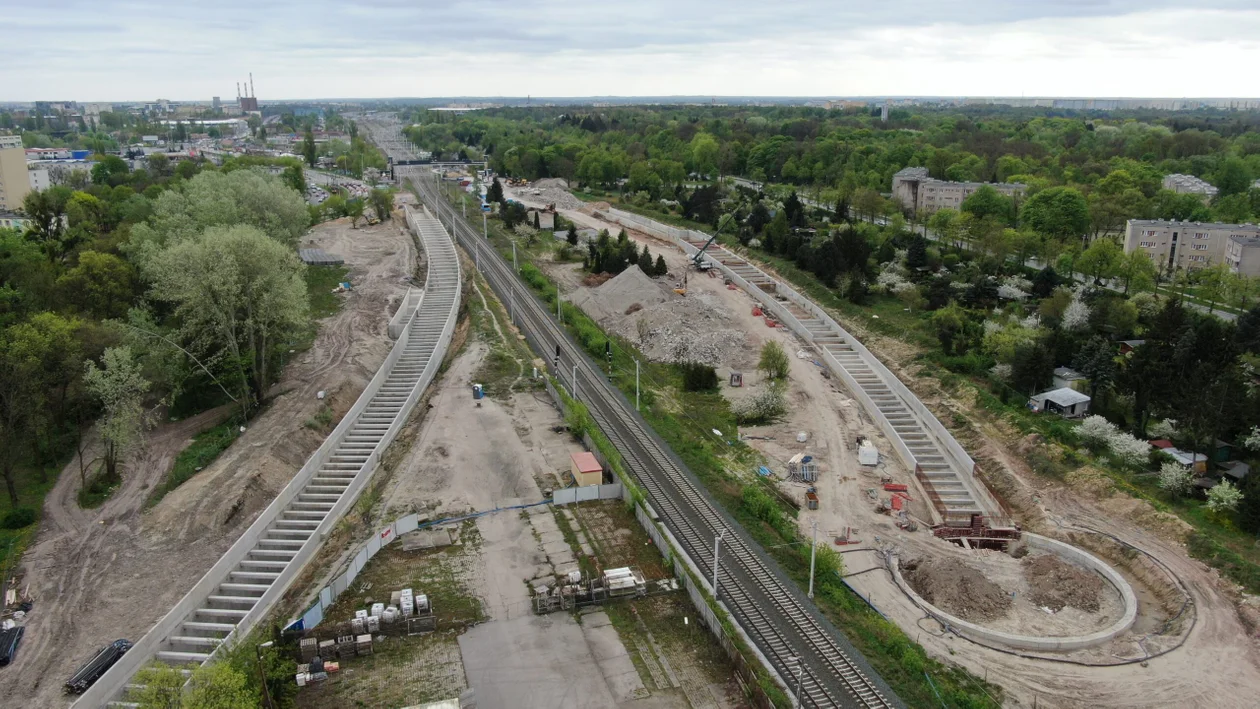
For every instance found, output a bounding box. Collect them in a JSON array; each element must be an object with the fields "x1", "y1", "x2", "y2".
[
  {"x1": 288, "y1": 268, "x2": 739, "y2": 708},
  {"x1": 0, "y1": 213, "x2": 414, "y2": 709},
  {"x1": 504, "y1": 181, "x2": 1260, "y2": 709}
]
